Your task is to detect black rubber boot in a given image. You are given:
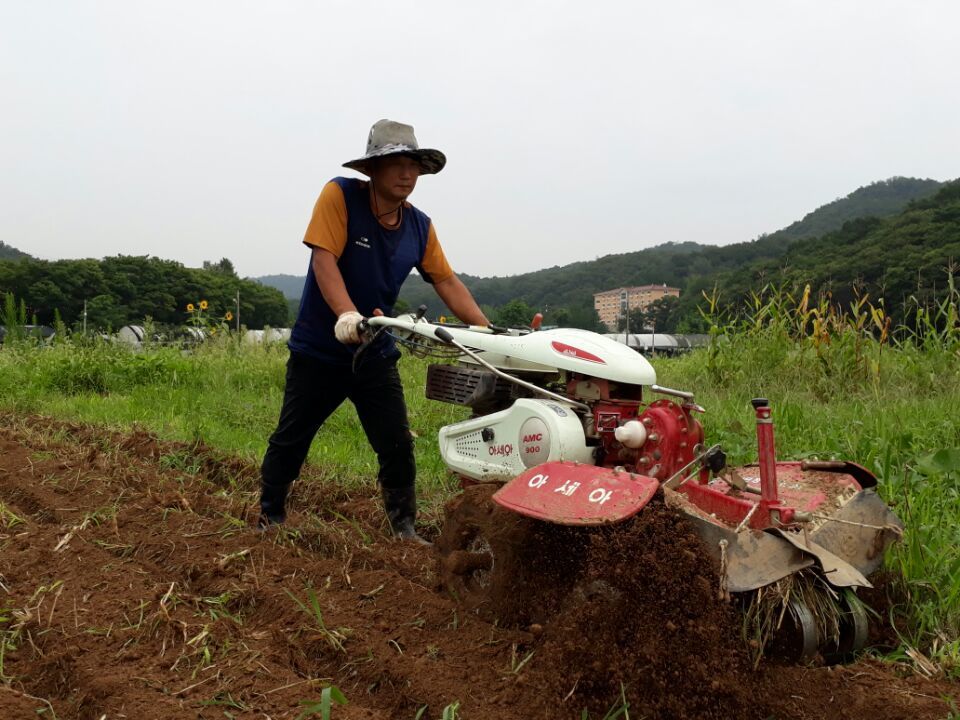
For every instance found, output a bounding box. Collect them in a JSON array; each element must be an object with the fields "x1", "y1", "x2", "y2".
[
  {"x1": 381, "y1": 485, "x2": 431, "y2": 545},
  {"x1": 257, "y1": 481, "x2": 290, "y2": 529}
]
